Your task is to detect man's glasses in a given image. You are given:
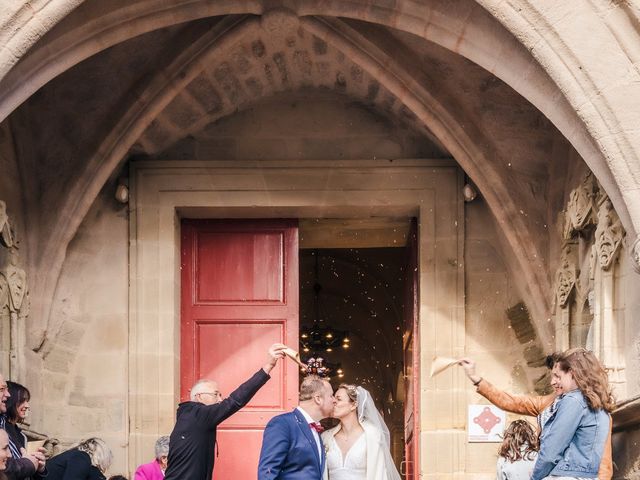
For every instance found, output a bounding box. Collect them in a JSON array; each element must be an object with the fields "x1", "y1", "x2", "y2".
[{"x1": 199, "y1": 392, "x2": 221, "y2": 397}]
